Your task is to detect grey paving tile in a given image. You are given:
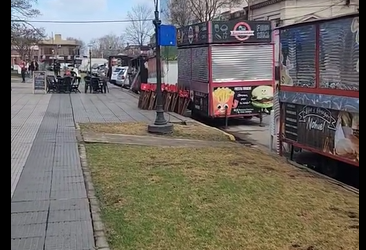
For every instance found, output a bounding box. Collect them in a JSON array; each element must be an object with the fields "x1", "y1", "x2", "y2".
[
  {"x1": 11, "y1": 211, "x2": 49, "y2": 225},
  {"x1": 52, "y1": 169, "x2": 83, "y2": 179},
  {"x1": 48, "y1": 209, "x2": 92, "y2": 222},
  {"x1": 50, "y1": 198, "x2": 90, "y2": 211},
  {"x1": 52, "y1": 175, "x2": 85, "y2": 184},
  {"x1": 11, "y1": 91, "x2": 51, "y2": 197},
  {"x1": 45, "y1": 234, "x2": 94, "y2": 250},
  {"x1": 11, "y1": 237, "x2": 45, "y2": 250},
  {"x1": 16, "y1": 173, "x2": 52, "y2": 181},
  {"x1": 11, "y1": 190, "x2": 51, "y2": 202},
  {"x1": 11, "y1": 201, "x2": 50, "y2": 213},
  {"x1": 11, "y1": 223, "x2": 47, "y2": 238},
  {"x1": 14, "y1": 181, "x2": 52, "y2": 192},
  {"x1": 46, "y1": 221, "x2": 94, "y2": 237},
  {"x1": 50, "y1": 189, "x2": 87, "y2": 199},
  {"x1": 51, "y1": 181, "x2": 86, "y2": 191}
]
